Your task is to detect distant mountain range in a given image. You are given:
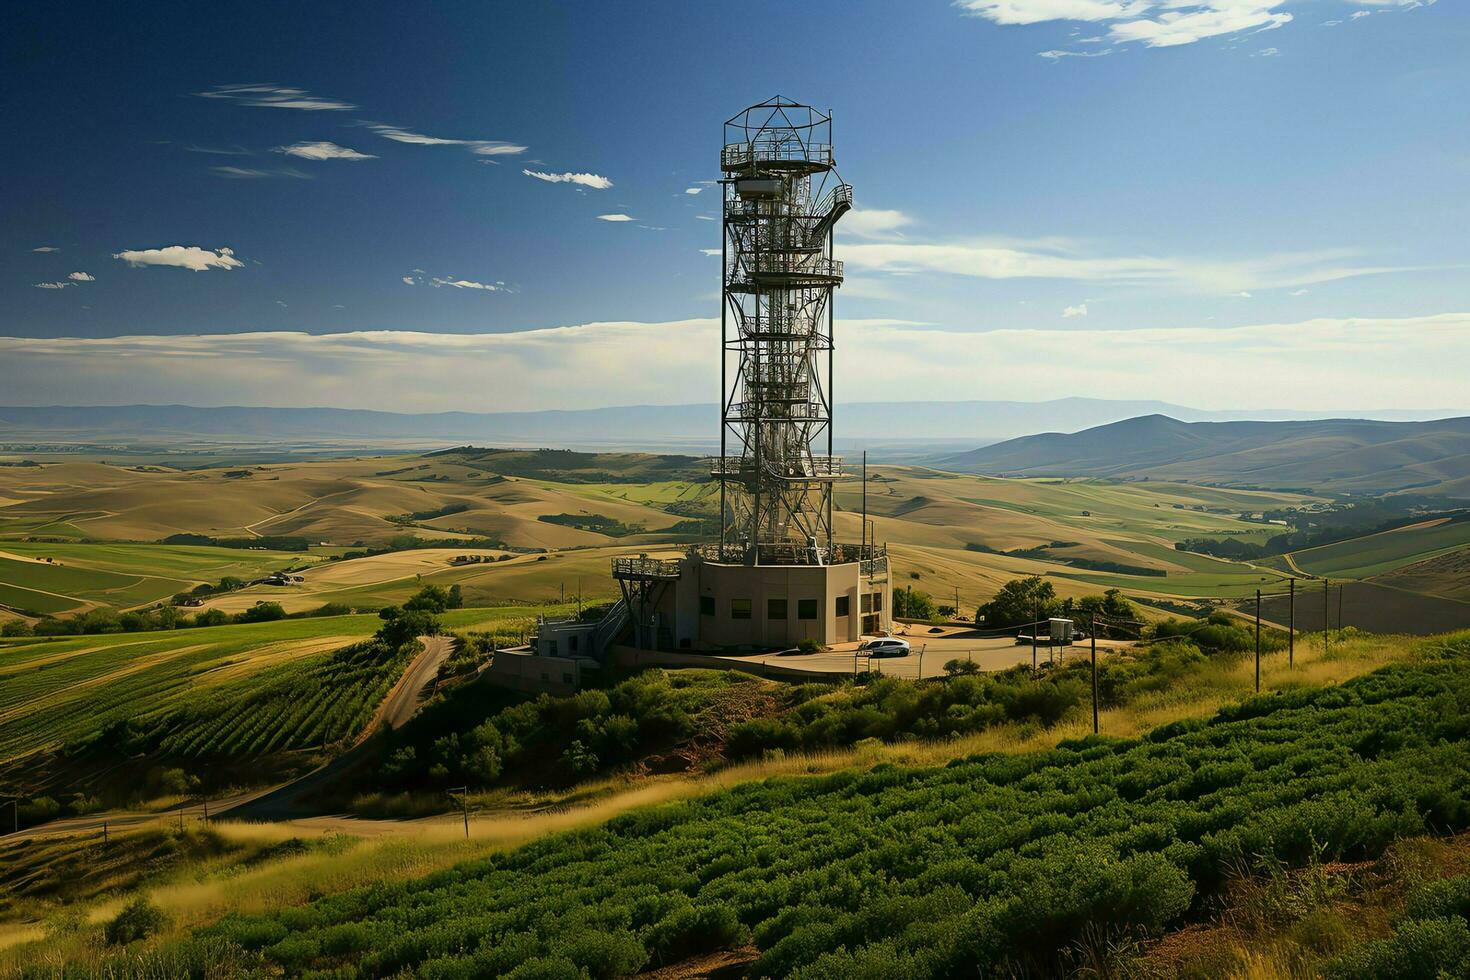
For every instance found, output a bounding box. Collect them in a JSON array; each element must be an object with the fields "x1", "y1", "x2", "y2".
[
  {"x1": 2, "y1": 400, "x2": 1466, "y2": 455},
  {"x1": 940, "y1": 415, "x2": 1470, "y2": 496}
]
